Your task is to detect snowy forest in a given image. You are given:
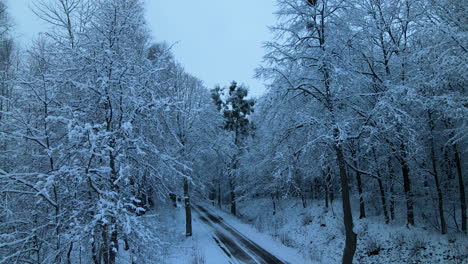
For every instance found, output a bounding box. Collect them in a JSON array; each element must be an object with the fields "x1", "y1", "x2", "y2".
[{"x1": 0, "y1": 0, "x2": 466, "y2": 264}]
